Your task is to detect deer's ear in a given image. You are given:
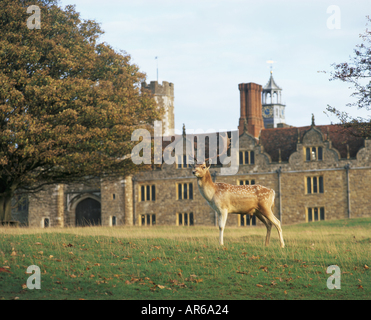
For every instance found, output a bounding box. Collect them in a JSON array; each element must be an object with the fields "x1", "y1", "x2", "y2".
[{"x1": 205, "y1": 160, "x2": 211, "y2": 168}]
